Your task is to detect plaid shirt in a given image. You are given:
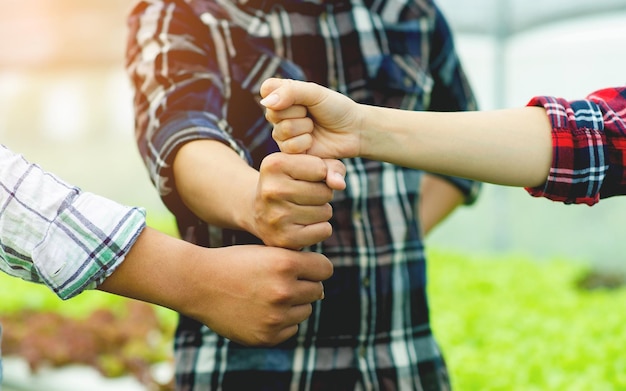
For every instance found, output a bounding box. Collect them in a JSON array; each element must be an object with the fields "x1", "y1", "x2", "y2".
[
  {"x1": 127, "y1": 0, "x2": 479, "y2": 389},
  {"x1": 526, "y1": 87, "x2": 626, "y2": 206},
  {"x1": 0, "y1": 144, "x2": 145, "y2": 300}
]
